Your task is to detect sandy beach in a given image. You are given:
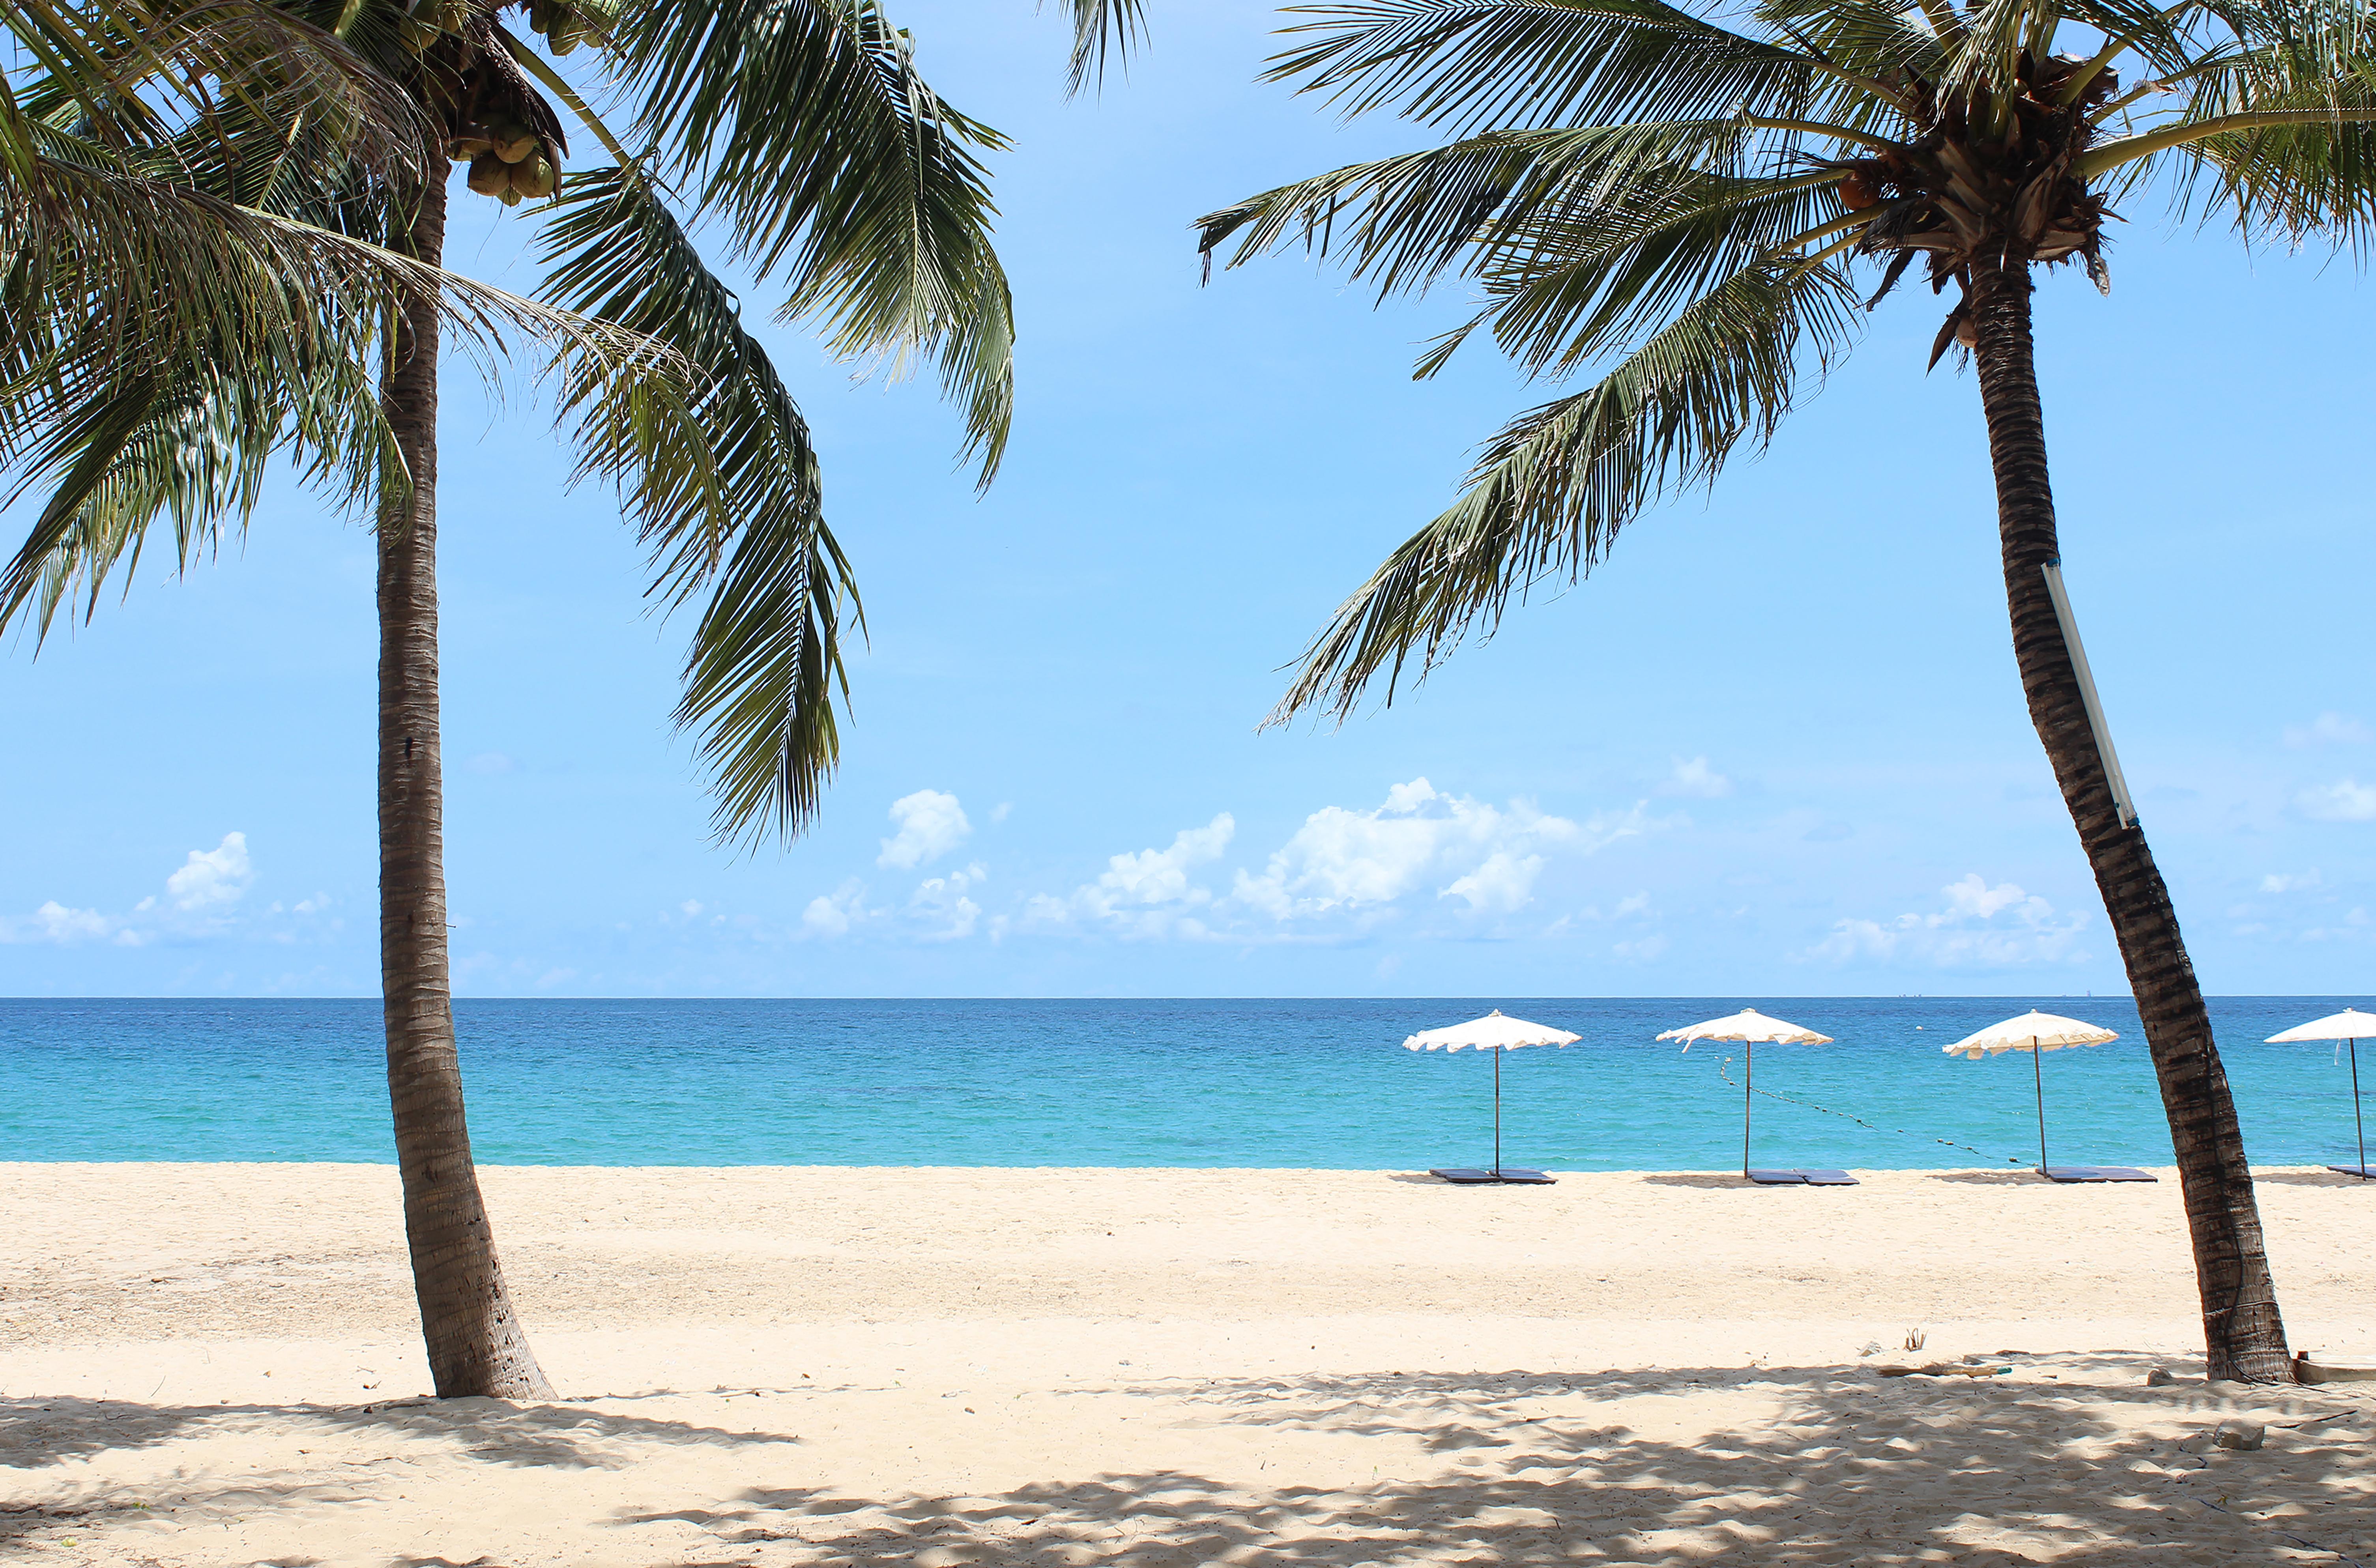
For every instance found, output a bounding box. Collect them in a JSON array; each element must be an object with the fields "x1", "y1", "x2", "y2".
[{"x1": 3, "y1": 1162, "x2": 2371, "y2": 1566}]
